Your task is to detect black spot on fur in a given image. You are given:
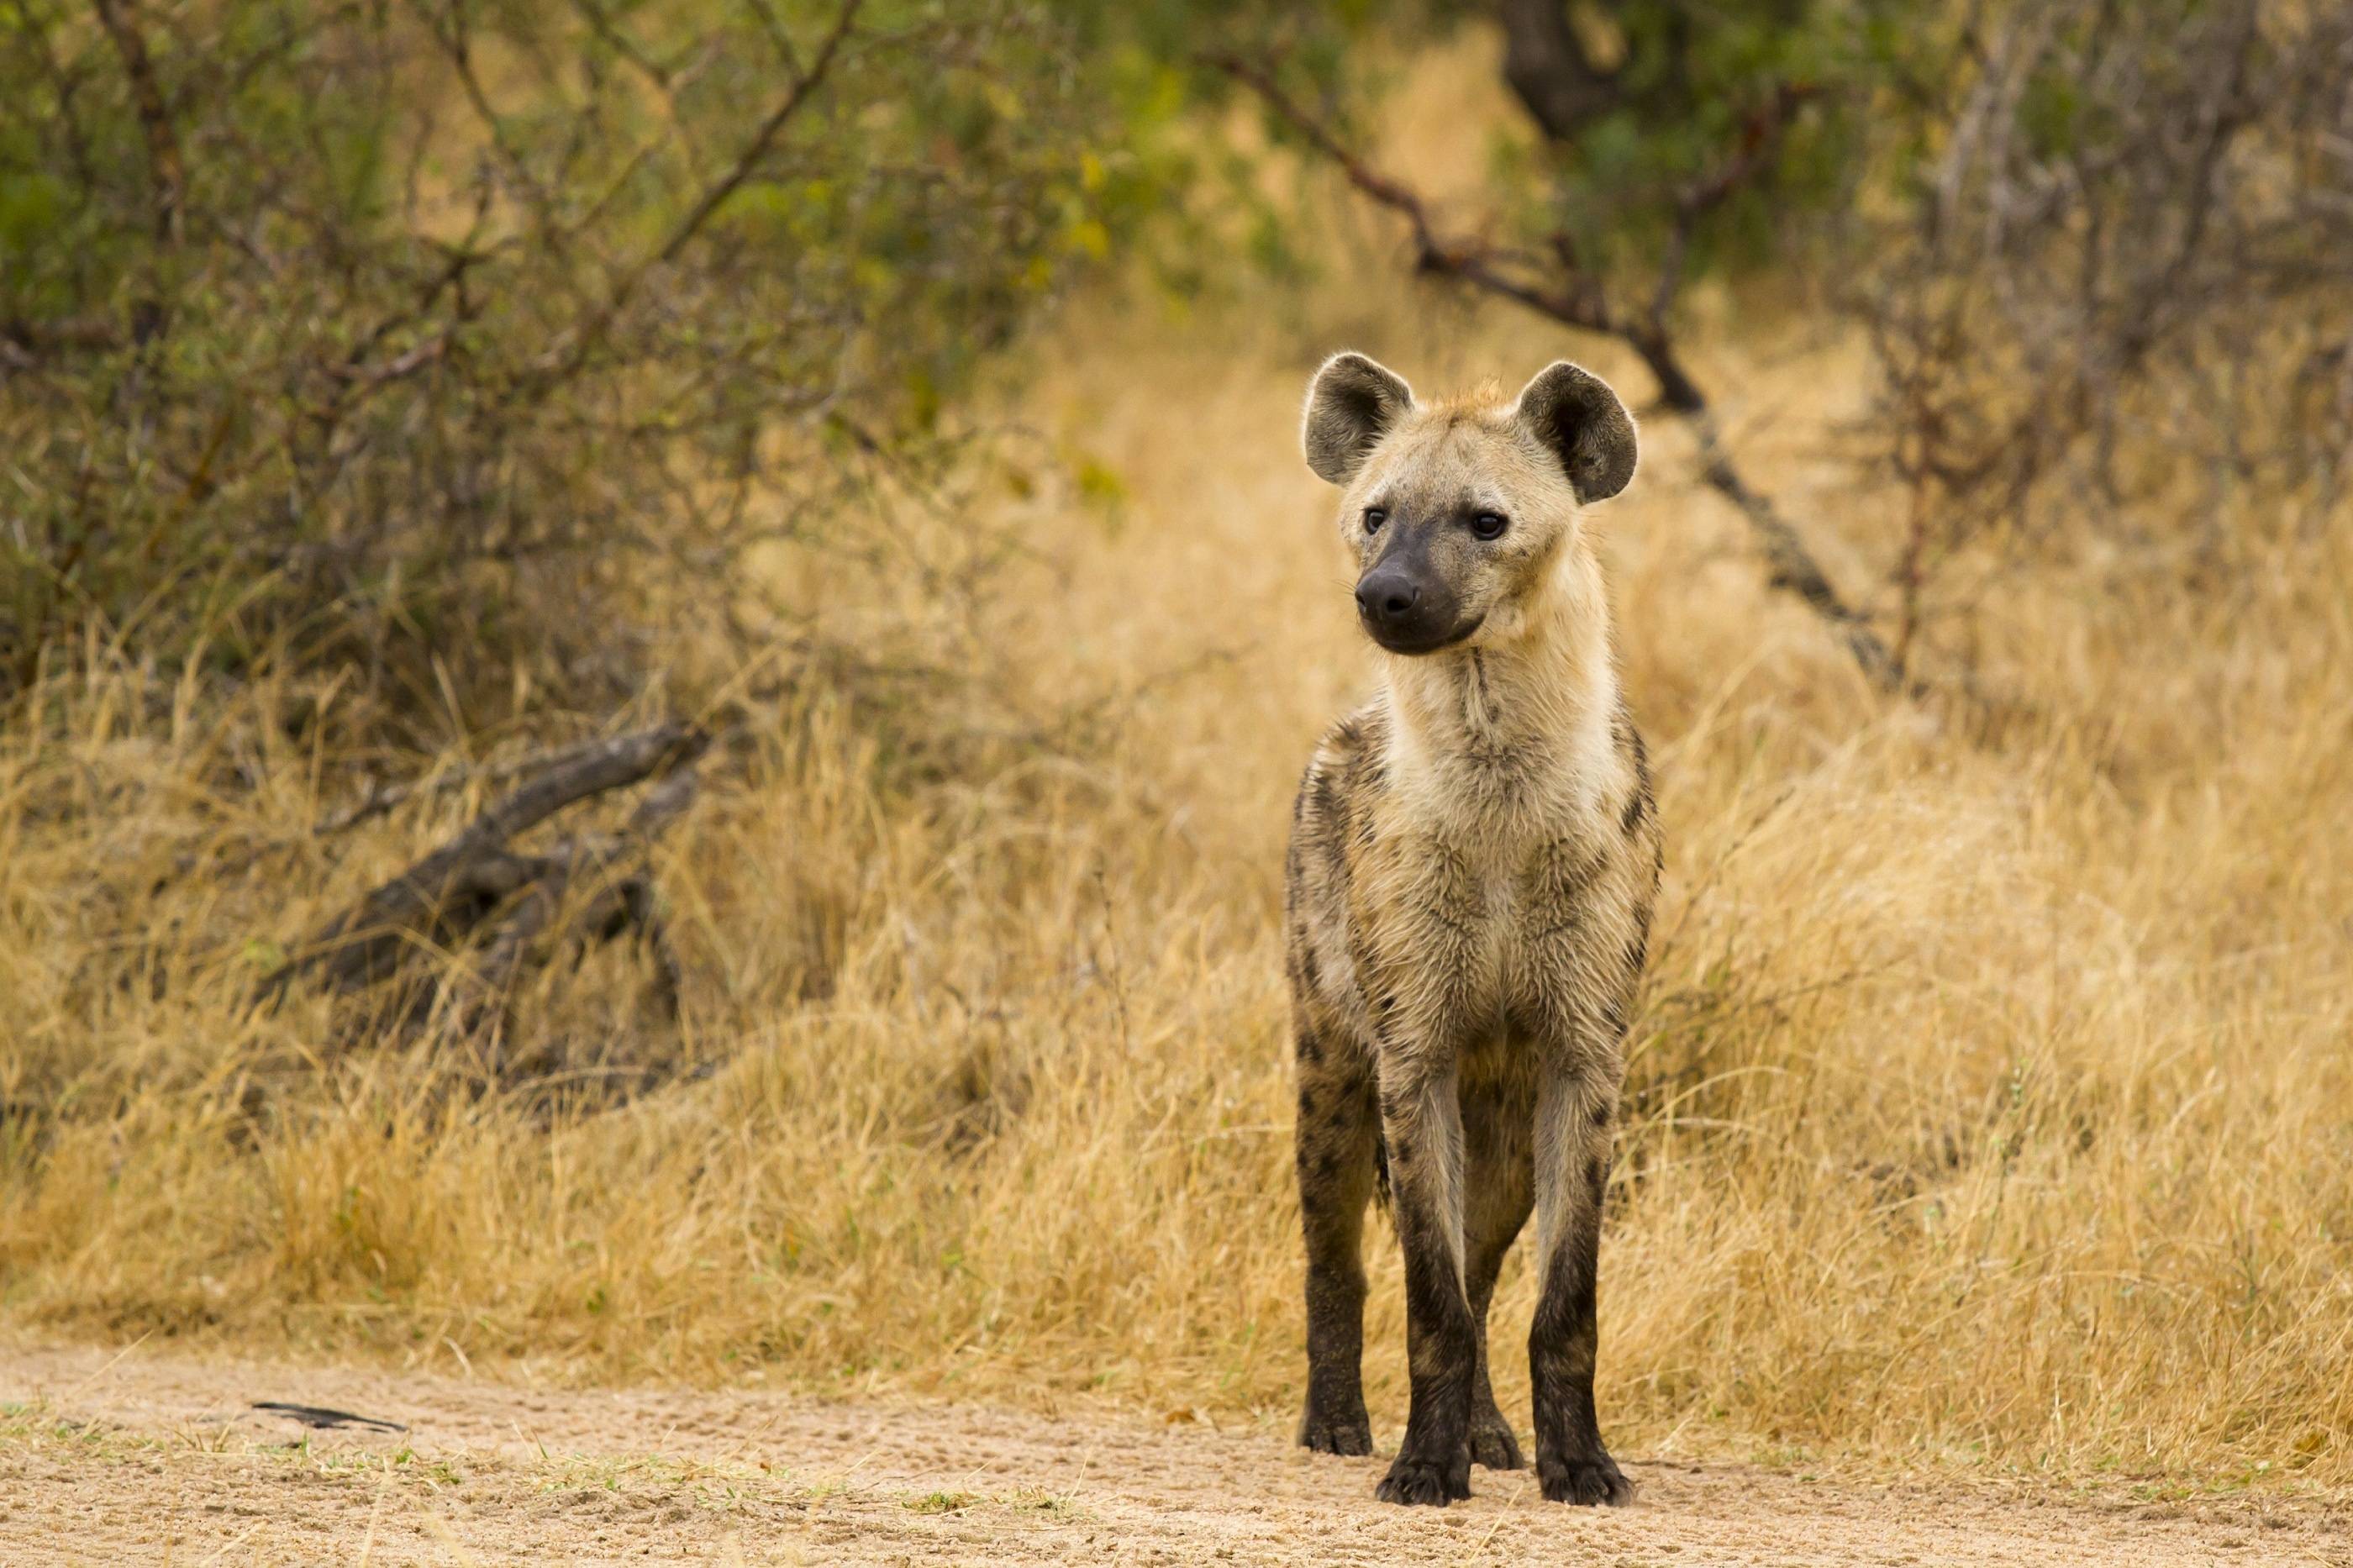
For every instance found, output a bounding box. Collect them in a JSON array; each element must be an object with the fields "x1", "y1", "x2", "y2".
[
  {"x1": 1312, "y1": 773, "x2": 1343, "y2": 824},
  {"x1": 1298, "y1": 1029, "x2": 1323, "y2": 1065},
  {"x1": 1592, "y1": 1100, "x2": 1610, "y2": 1129},
  {"x1": 1619, "y1": 788, "x2": 1647, "y2": 835},
  {"x1": 1585, "y1": 1154, "x2": 1607, "y2": 1199}
]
